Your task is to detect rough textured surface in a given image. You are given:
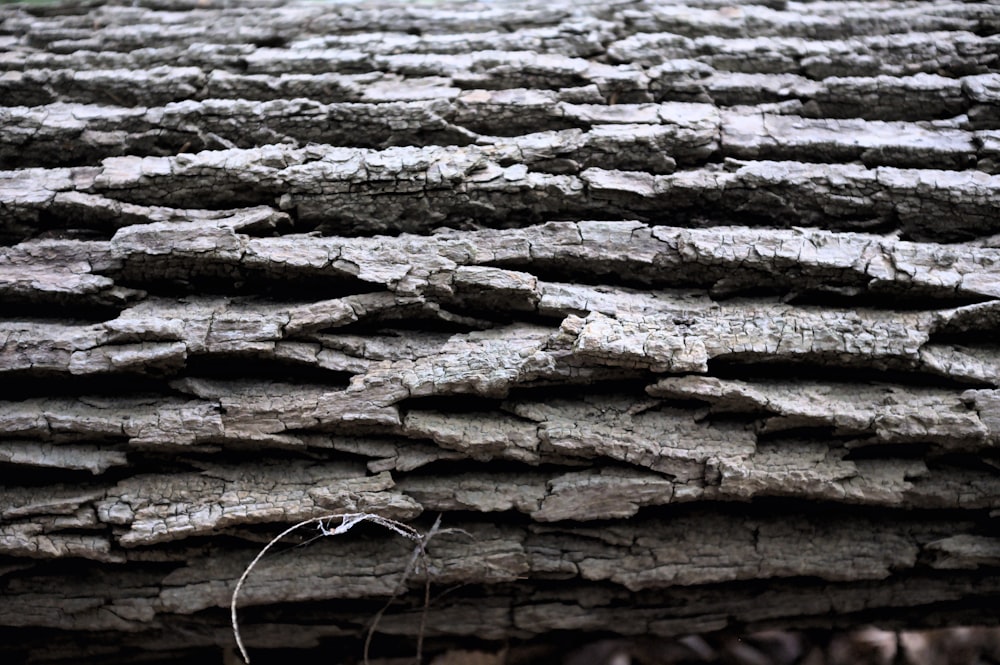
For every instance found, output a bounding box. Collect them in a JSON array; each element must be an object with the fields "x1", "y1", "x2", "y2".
[{"x1": 1, "y1": 0, "x2": 999, "y2": 663}]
